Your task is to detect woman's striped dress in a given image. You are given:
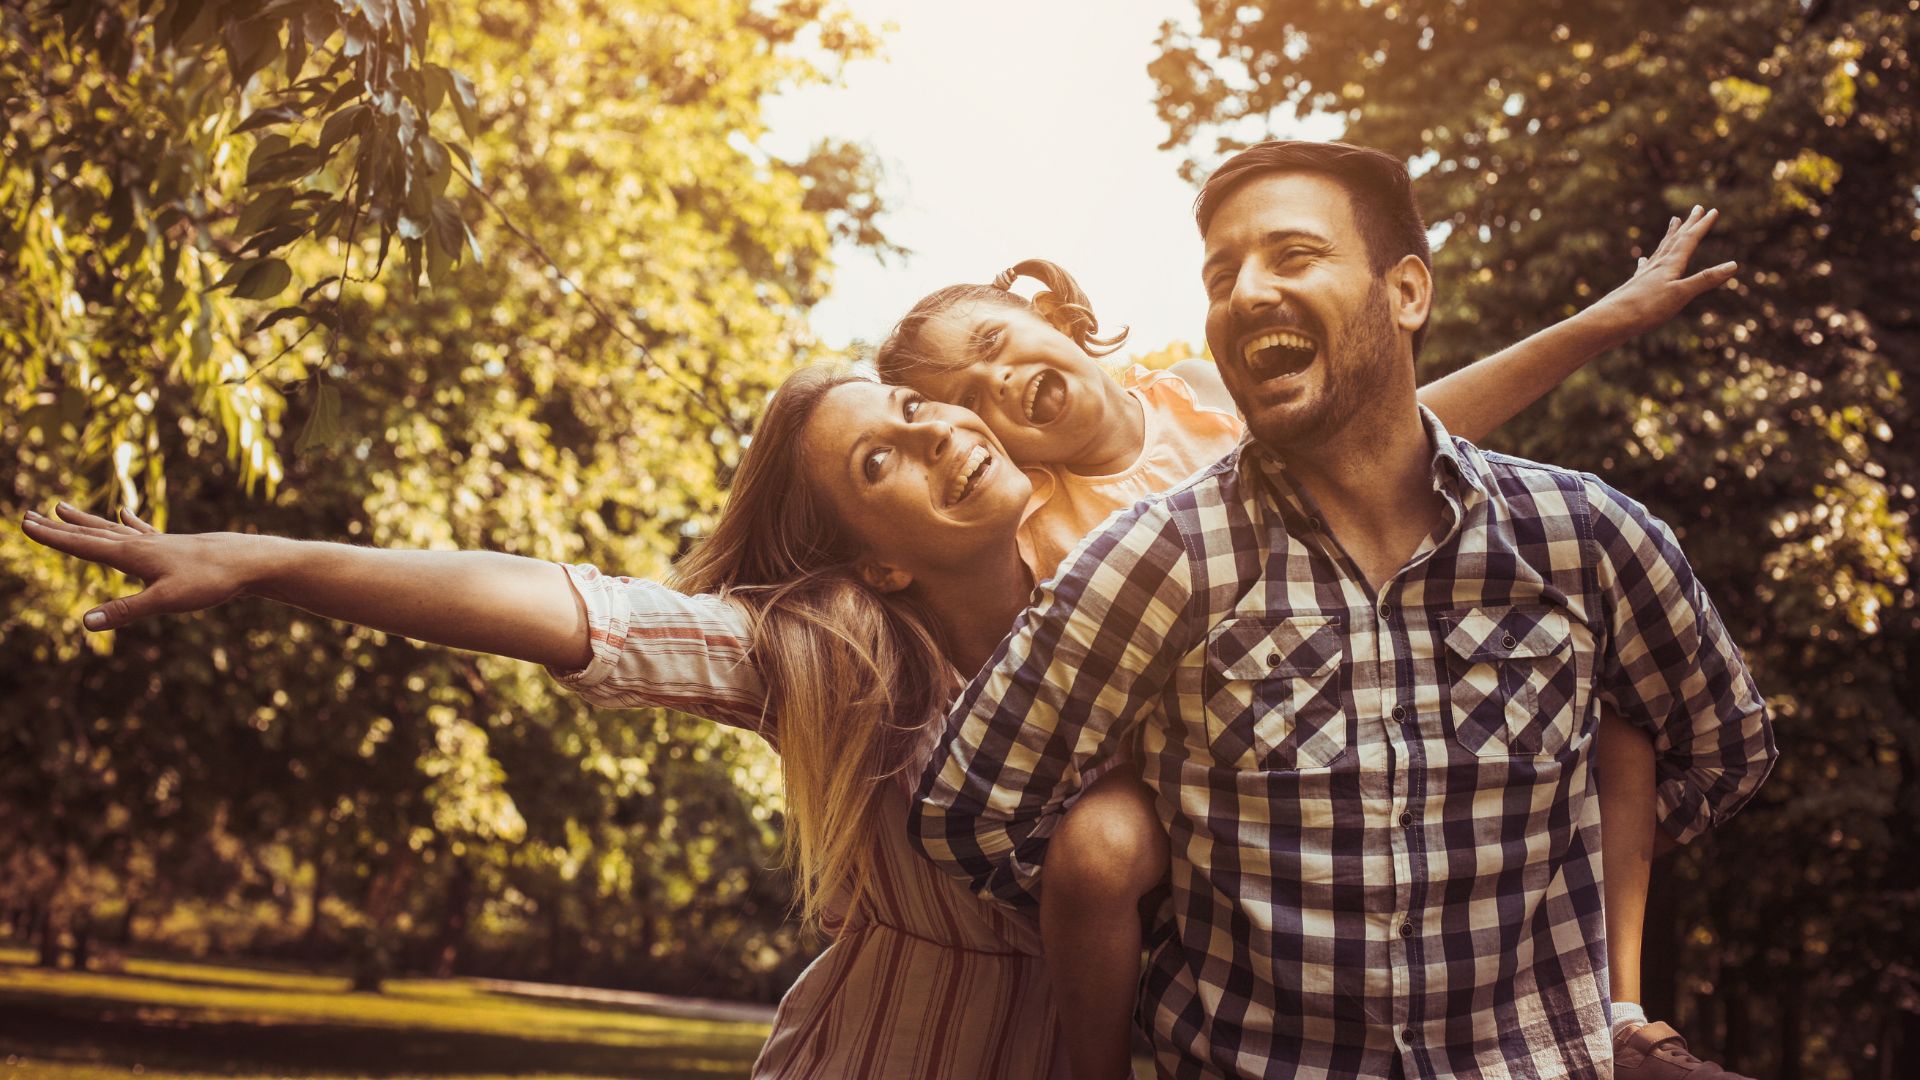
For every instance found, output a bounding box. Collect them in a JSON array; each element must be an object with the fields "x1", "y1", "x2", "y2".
[{"x1": 550, "y1": 564, "x2": 1070, "y2": 1080}]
